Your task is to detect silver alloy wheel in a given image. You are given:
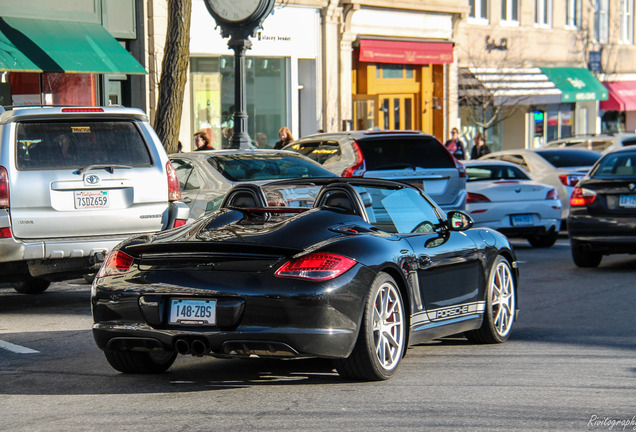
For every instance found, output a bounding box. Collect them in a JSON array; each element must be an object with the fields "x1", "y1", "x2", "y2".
[
  {"x1": 372, "y1": 281, "x2": 404, "y2": 371},
  {"x1": 491, "y1": 260, "x2": 515, "y2": 337}
]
